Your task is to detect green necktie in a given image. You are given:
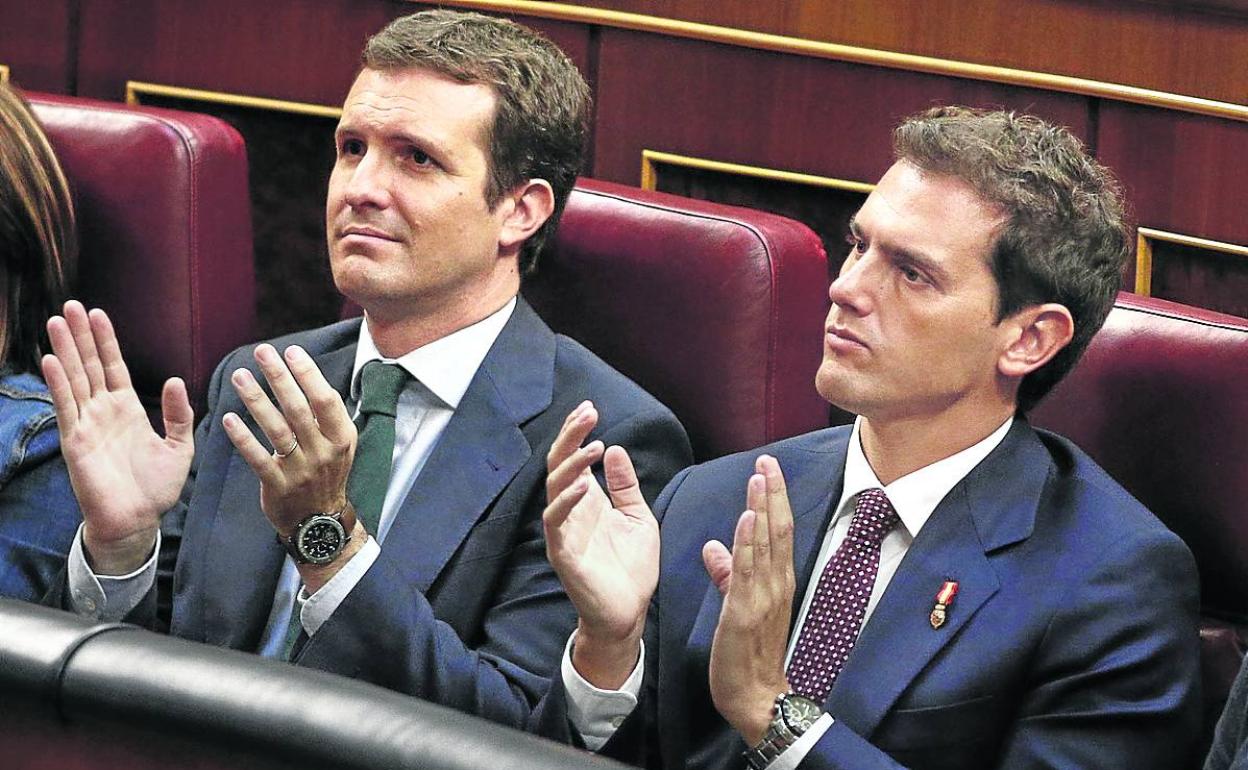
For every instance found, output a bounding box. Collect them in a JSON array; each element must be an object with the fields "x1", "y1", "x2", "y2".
[
  {"x1": 281, "y1": 360, "x2": 408, "y2": 660},
  {"x1": 346, "y1": 360, "x2": 410, "y2": 536}
]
